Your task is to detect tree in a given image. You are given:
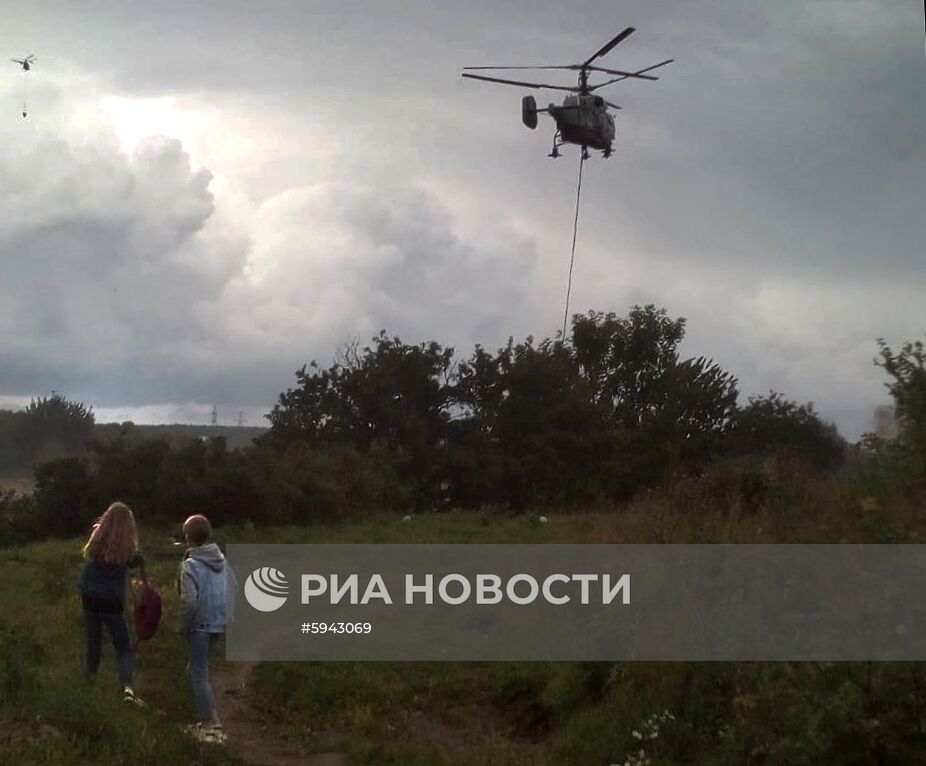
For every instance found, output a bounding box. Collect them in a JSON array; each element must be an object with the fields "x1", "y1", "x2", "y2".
[
  {"x1": 875, "y1": 336, "x2": 926, "y2": 479},
  {"x1": 571, "y1": 306, "x2": 738, "y2": 475},
  {"x1": 453, "y1": 336, "x2": 610, "y2": 507},
  {"x1": 33, "y1": 457, "x2": 94, "y2": 537},
  {"x1": 266, "y1": 307, "x2": 741, "y2": 509},
  {"x1": 268, "y1": 333, "x2": 456, "y2": 501},
  {"x1": 14, "y1": 393, "x2": 95, "y2": 466},
  {"x1": 728, "y1": 391, "x2": 844, "y2": 468},
  {"x1": 0, "y1": 410, "x2": 20, "y2": 469},
  {"x1": 571, "y1": 306, "x2": 688, "y2": 427}
]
